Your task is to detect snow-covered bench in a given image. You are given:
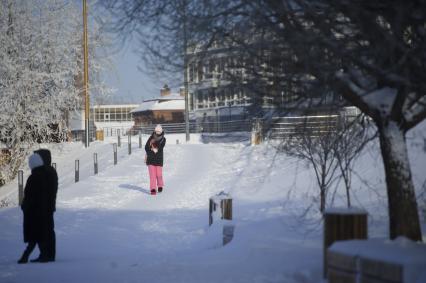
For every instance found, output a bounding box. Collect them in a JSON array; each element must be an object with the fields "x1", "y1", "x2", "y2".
[{"x1": 327, "y1": 238, "x2": 426, "y2": 283}]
